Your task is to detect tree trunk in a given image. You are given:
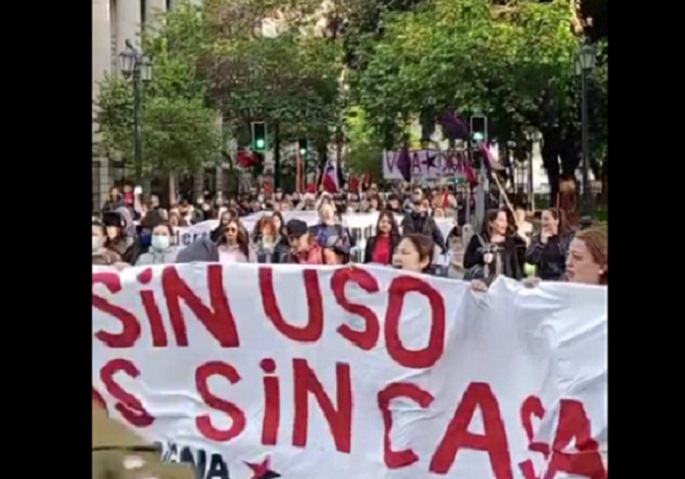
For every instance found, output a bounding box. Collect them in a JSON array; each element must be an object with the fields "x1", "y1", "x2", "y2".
[
  {"x1": 540, "y1": 128, "x2": 561, "y2": 208},
  {"x1": 168, "y1": 172, "x2": 177, "y2": 207},
  {"x1": 193, "y1": 165, "x2": 204, "y2": 200}
]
